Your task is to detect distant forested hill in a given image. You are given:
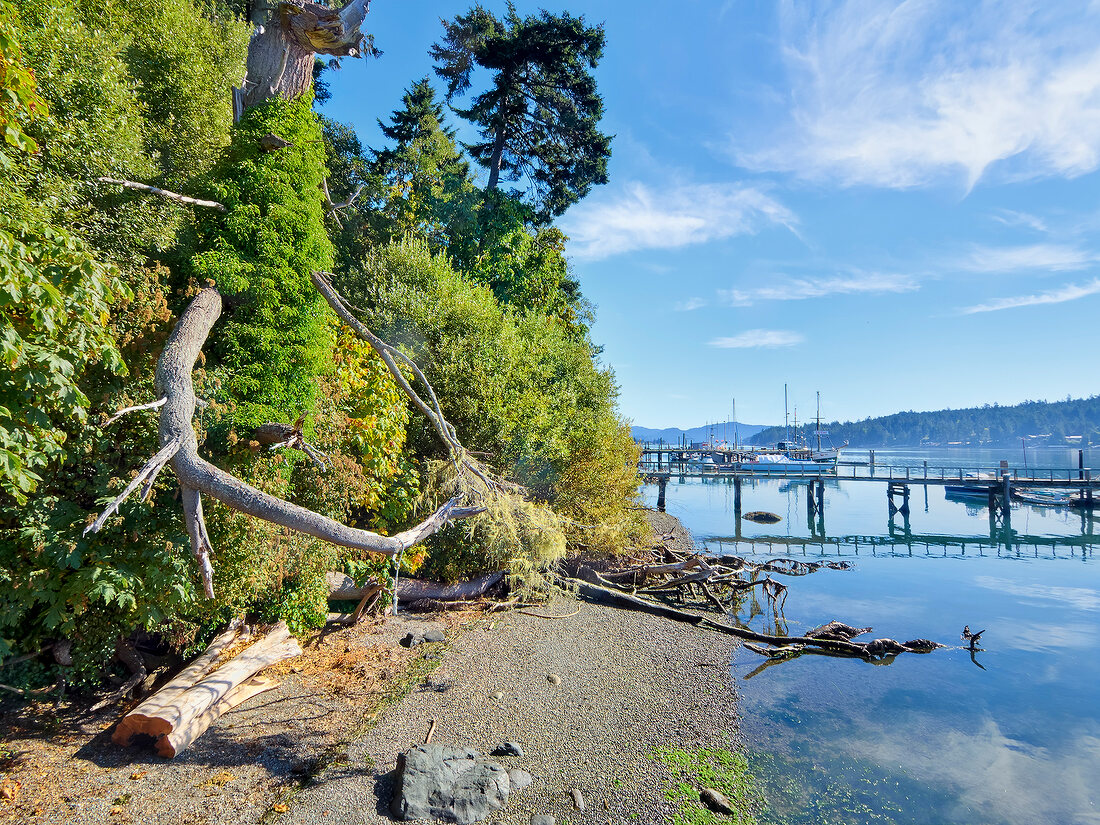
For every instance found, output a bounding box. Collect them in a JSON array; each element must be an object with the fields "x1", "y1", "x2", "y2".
[
  {"x1": 632, "y1": 421, "x2": 767, "y2": 444},
  {"x1": 747, "y1": 396, "x2": 1100, "y2": 448}
]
